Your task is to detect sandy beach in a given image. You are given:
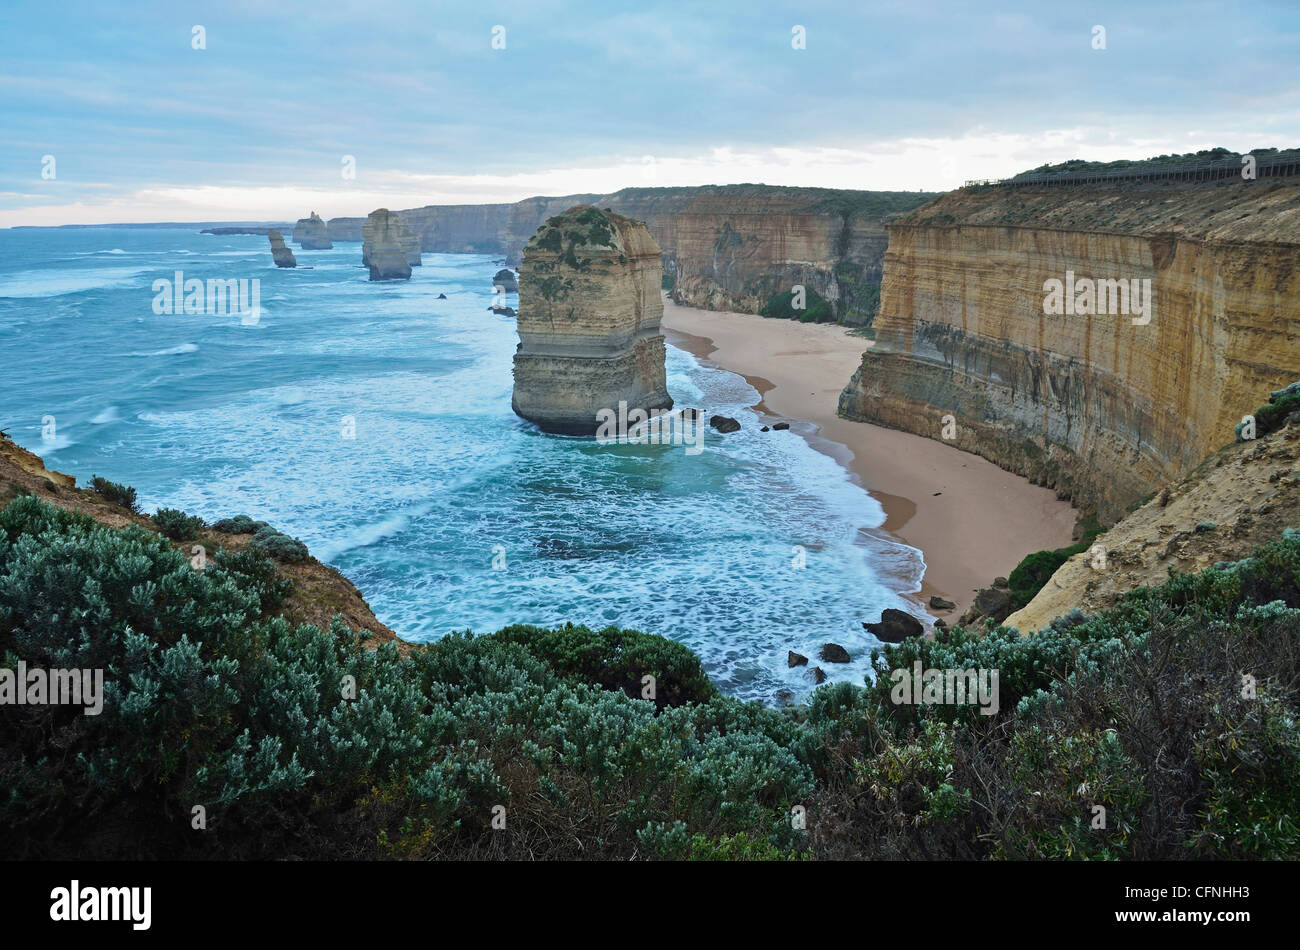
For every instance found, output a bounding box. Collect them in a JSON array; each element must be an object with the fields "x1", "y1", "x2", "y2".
[{"x1": 661, "y1": 297, "x2": 1079, "y2": 619}]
